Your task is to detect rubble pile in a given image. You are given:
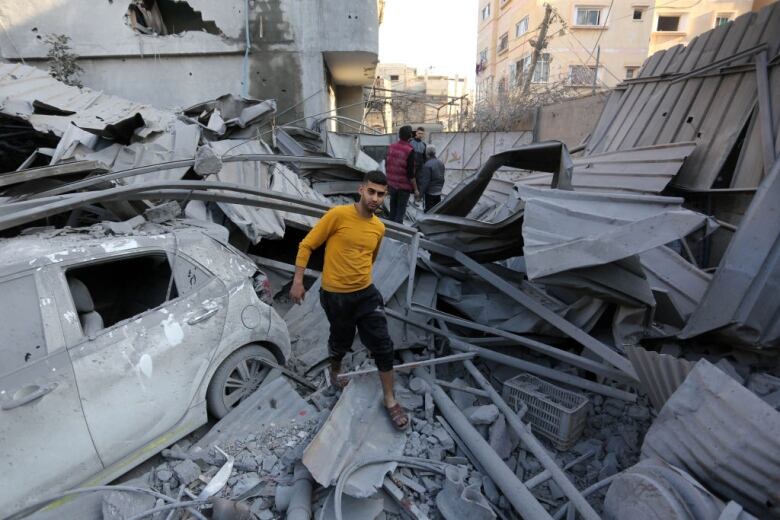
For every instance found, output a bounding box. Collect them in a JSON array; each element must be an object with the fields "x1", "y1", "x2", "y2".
[{"x1": 1, "y1": 4, "x2": 780, "y2": 520}]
